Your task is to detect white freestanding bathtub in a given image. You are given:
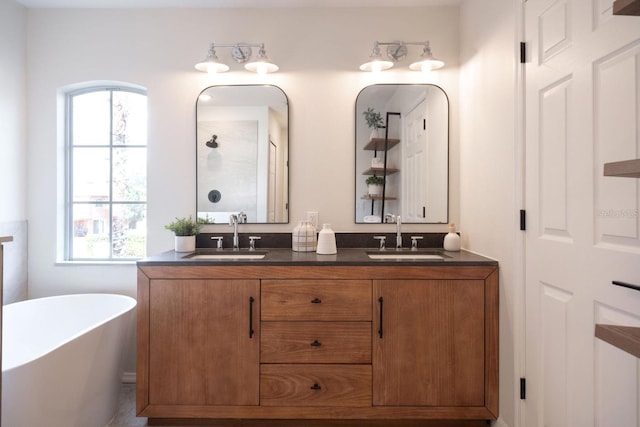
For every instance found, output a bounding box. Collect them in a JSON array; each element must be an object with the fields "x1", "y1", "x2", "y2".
[{"x1": 2, "y1": 293, "x2": 136, "y2": 427}]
